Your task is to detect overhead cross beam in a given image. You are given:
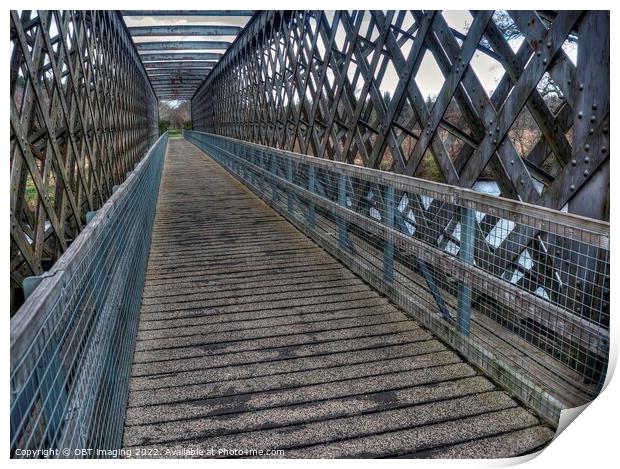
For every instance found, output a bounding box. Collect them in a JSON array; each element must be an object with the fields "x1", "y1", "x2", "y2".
[
  {"x1": 128, "y1": 25, "x2": 242, "y2": 36},
  {"x1": 140, "y1": 52, "x2": 222, "y2": 62},
  {"x1": 144, "y1": 62, "x2": 215, "y2": 68},
  {"x1": 123, "y1": 10, "x2": 254, "y2": 16},
  {"x1": 149, "y1": 74, "x2": 207, "y2": 80},
  {"x1": 144, "y1": 64, "x2": 216, "y2": 71},
  {"x1": 136, "y1": 41, "x2": 231, "y2": 51}
]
